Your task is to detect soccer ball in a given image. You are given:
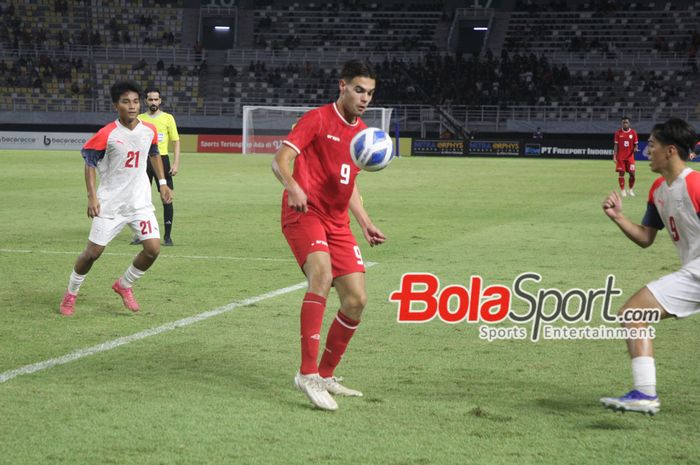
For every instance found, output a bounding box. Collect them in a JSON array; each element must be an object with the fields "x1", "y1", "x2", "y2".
[{"x1": 350, "y1": 127, "x2": 394, "y2": 172}]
